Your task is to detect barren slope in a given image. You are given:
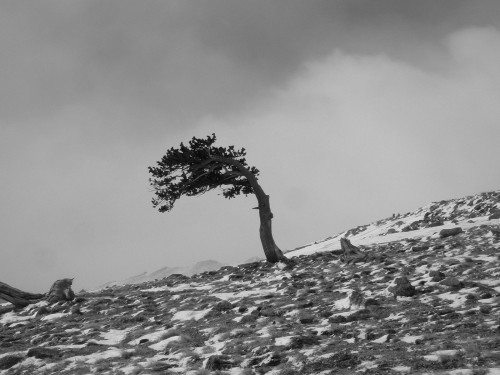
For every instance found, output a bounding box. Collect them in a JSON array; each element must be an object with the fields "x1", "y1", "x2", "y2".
[{"x1": 1, "y1": 190, "x2": 500, "y2": 374}]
